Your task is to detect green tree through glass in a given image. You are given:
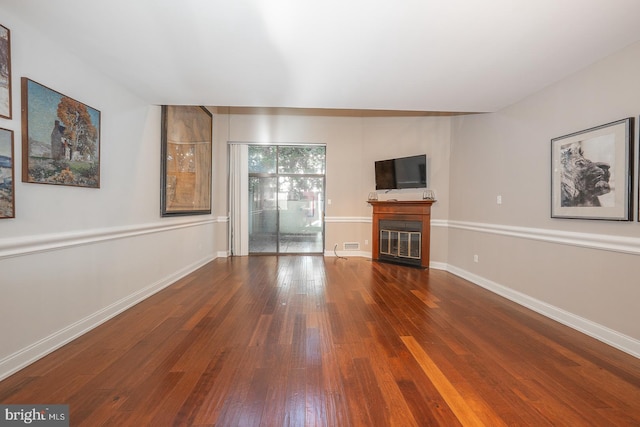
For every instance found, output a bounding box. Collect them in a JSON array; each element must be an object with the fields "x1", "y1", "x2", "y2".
[{"x1": 249, "y1": 145, "x2": 325, "y2": 175}]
